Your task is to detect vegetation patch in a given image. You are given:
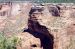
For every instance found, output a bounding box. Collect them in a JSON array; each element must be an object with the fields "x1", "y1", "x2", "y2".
[{"x1": 0, "y1": 32, "x2": 20, "y2": 49}]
